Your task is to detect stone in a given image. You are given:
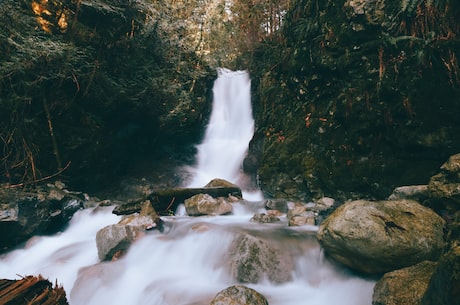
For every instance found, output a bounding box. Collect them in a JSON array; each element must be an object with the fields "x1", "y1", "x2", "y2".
[
  {"x1": 0, "y1": 185, "x2": 83, "y2": 252},
  {"x1": 204, "y1": 178, "x2": 240, "y2": 189},
  {"x1": 388, "y1": 185, "x2": 430, "y2": 202},
  {"x1": 96, "y1": 201, "x2": 166, "y2": 261},
  {"x1": 372, "y1": 261, "x2": 437, "y2": 305},
  {"x1": 440, "y1": 153, "x2": 460, "y2": 174},
  {"x1": 316, "y1": 197, "x2": 335, "y2": 210},
  {"x1": 228, "y1": 233, "x2": 294, "y2": 284},
  {"x1": 264, "y1": 198, "x2": 289, "y2": 213},
  {"x1": 287, "y1": 202, "x2": 316, "y2": 226},
  {"x1": 317, "y1": 199, "x2": 445, "y2": 274},
  {"x1": 250, "y1": 213, "x2": 280, "y2": 223},
  {"x1": 210, "y1": 285, "x2": 268, "y2": 305},
  {"x1": 184, "y1": 194, "x2": 233, "y2": 216},
  {"x1": 95, "y1": 223, "x2": 143, "y2": 261},
  {"x1": 420, "y1": 244, "x2": 460, "y2": 305}
]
